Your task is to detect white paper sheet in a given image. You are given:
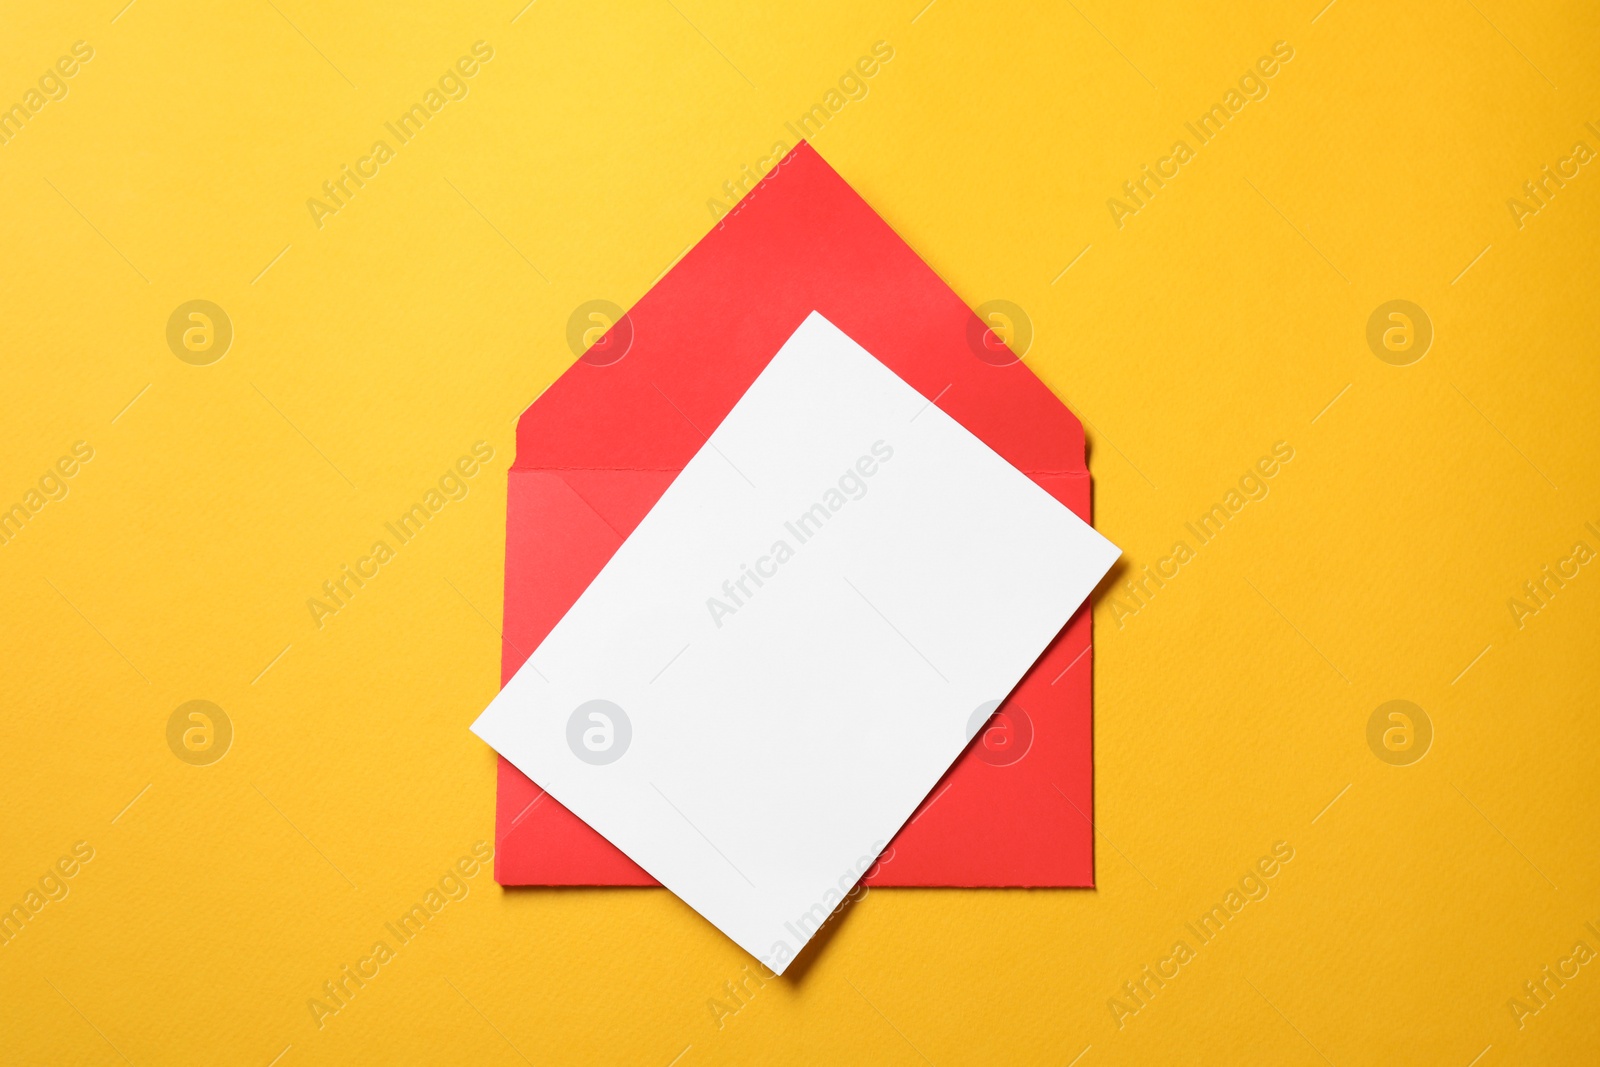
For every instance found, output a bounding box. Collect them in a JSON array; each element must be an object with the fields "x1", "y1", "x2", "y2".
[{"x1": 472, "y1": 311, "x2": 1119, "y2": 972}]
